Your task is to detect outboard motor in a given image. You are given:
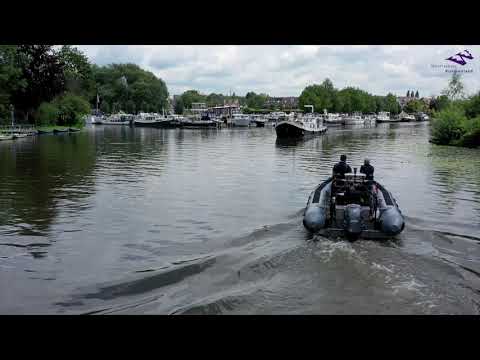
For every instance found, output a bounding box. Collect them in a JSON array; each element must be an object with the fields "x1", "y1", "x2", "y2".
[
  {"x1": 343, "y1": 204, "x2": 363, "y2": 240},
  {"x1": 378, "y1": 207, "x2": 405, "y2": 235},
  {"x1": 303, "y1": 206, "x2": 327, "y2": 233}
]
